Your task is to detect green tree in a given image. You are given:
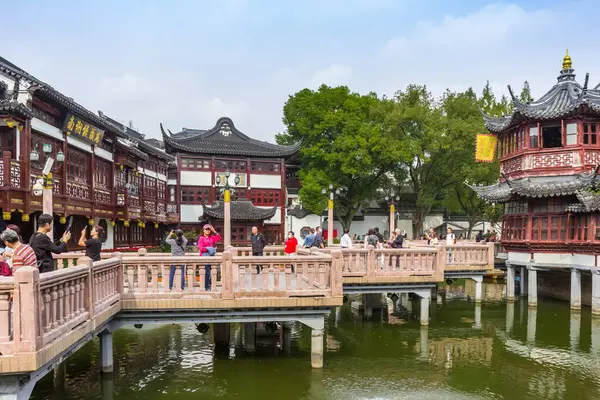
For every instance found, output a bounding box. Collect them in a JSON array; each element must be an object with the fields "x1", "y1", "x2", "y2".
[
  {"x1": 276, "y1": 85, "x2": 395, "y2": 232},
  {"x1": 519, "y1": 81, "x2": 534, "y2": 103}
]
